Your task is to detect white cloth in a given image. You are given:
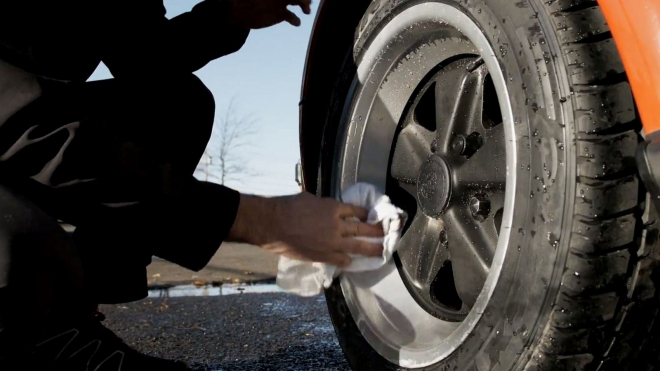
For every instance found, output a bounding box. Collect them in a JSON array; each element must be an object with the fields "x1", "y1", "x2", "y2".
[{"x1": 276, "y1": 183, "x2": 407, "y2": 297}]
